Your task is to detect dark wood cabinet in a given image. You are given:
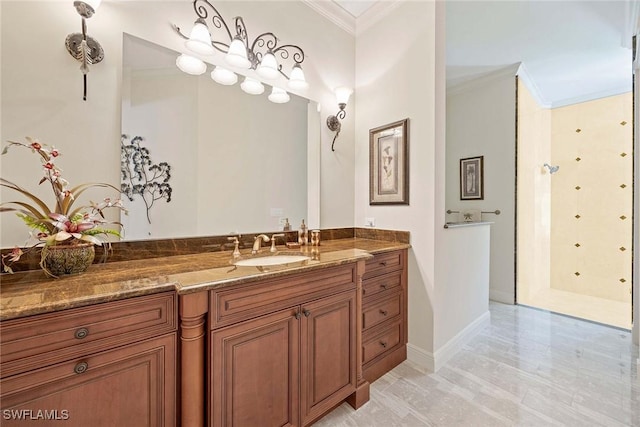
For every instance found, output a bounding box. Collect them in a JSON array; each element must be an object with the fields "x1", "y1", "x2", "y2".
[
  {"x1": 300, "y1": 291, "x2": 356, "y2": 426},
  {"x1": 210, "y1": 307, "x2": 300, "y2": 427},
  {"x1": 208, "y1": 264, "x2": 360, "y2": 427},
  {"x1": 0, "y1": 293, "x2": 178, "y2": 427},
  {"x1": 361, "y1": 250, "x2": 408, "y2": 382}
]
